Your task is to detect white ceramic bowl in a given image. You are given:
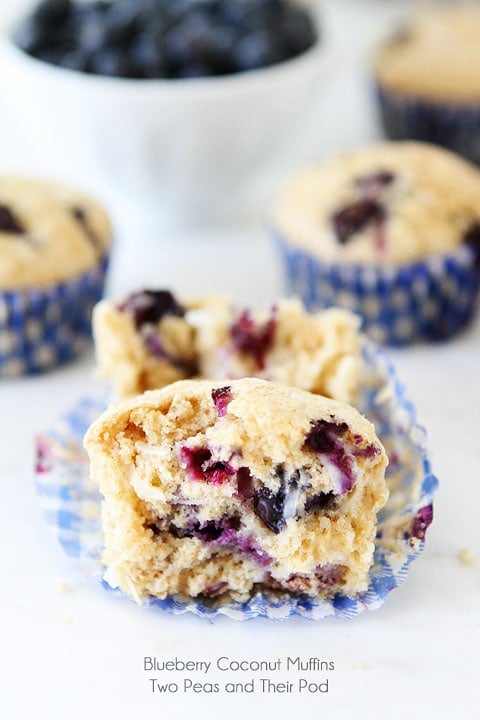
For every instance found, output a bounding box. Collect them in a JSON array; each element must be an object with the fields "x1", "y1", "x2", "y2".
[{"x1": 0, "y1": 4, "x2": 324, "y2": 226}]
